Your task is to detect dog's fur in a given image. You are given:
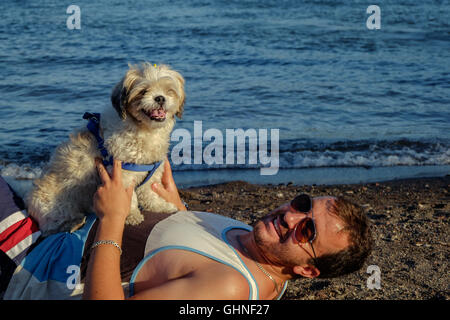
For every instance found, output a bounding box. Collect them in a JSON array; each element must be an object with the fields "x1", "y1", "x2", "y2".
[{"x1": 26, "y1": 62, "x2": 185, "y2": 236}]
